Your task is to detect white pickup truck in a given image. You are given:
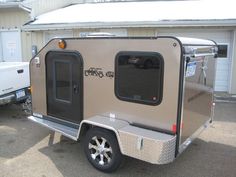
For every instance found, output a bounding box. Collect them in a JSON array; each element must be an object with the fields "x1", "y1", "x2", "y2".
[{"x1": 0, "y1": 62, "x2": 30, "y2": 105}]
